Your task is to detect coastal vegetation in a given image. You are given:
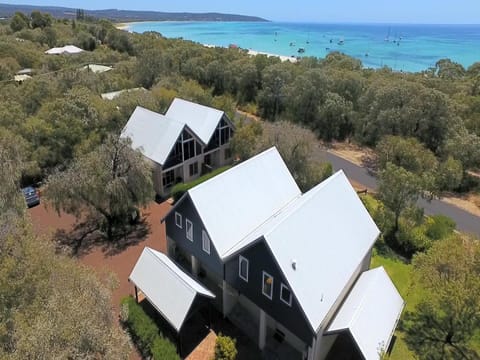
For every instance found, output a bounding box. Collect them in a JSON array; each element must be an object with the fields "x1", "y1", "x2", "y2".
[{"x1": 0, "y1": 11, "x2": 479, "y2": 359}]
